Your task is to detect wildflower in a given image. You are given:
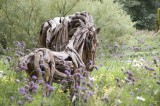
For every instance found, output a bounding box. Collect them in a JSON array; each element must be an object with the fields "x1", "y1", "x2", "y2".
[
  {"x1": 10, "y1": 96, "x2": 14, "y2": 101},
  {"x1": 6, "y1": 56, "x2": 11, "y2": 62},
  {"x1": 75, "y1": 83, "x2": 81, "y2": 90},
  {"x1": 136, "y1": 96, "x2": 145, "y2": 101},
  {"x1": 37, "y1": 68, "x2": 42, "y2": 73},
  {"x1": 20, "y1": 65, "x2": 28, "y2": 70},
  {"x1": 83, "y1": 93, "x2": 88, "y2": 103},
  {"x1": 19, "y1": 87, "x2": 26, "y2": 95},
  {"x1": 61, "y1": 79, "x2": 68, "y2": 84},
  {"x1": 130, "y1": 92, "x2": 134, "y2": 96},
  {"x1": 24, "y1": 95, "x2": 32, "y2": 102},
  {"x1": 49, "y1": 86, "x2": 54, "y2": 91},
  {"x1": 40, "y1": 63, "x2": 45, "y2": 68},
  {"x1": 88, "y1": 91, "x2": 93, "y2": 96},
  {"x1": 32, "y1": 83, "x2": 38, "y2": 90},
  {"x1": 17, "y1": 100, "x2": 23, "y2": 106},
  {"x1": 38, "y1": 79, "x2": 44, "y2": 84},
  {"x1": 65, "y1": 70, "x2": 71, "y2": 77},
  {"x1": 144, "y1": 66, "x2": 155, "y2": 71},
  {"x1": 46, "y1": 83, "x2": 54, "y2": 91},
  {"x1": 32, "y1": 76, "x2": 37, "y2": 80}
]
